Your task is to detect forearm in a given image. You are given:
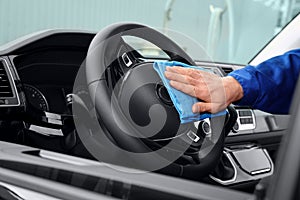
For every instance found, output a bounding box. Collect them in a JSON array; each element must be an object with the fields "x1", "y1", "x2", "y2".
[{"x1": 227, "y1": 49, "x2": 300, "y2": 114}]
